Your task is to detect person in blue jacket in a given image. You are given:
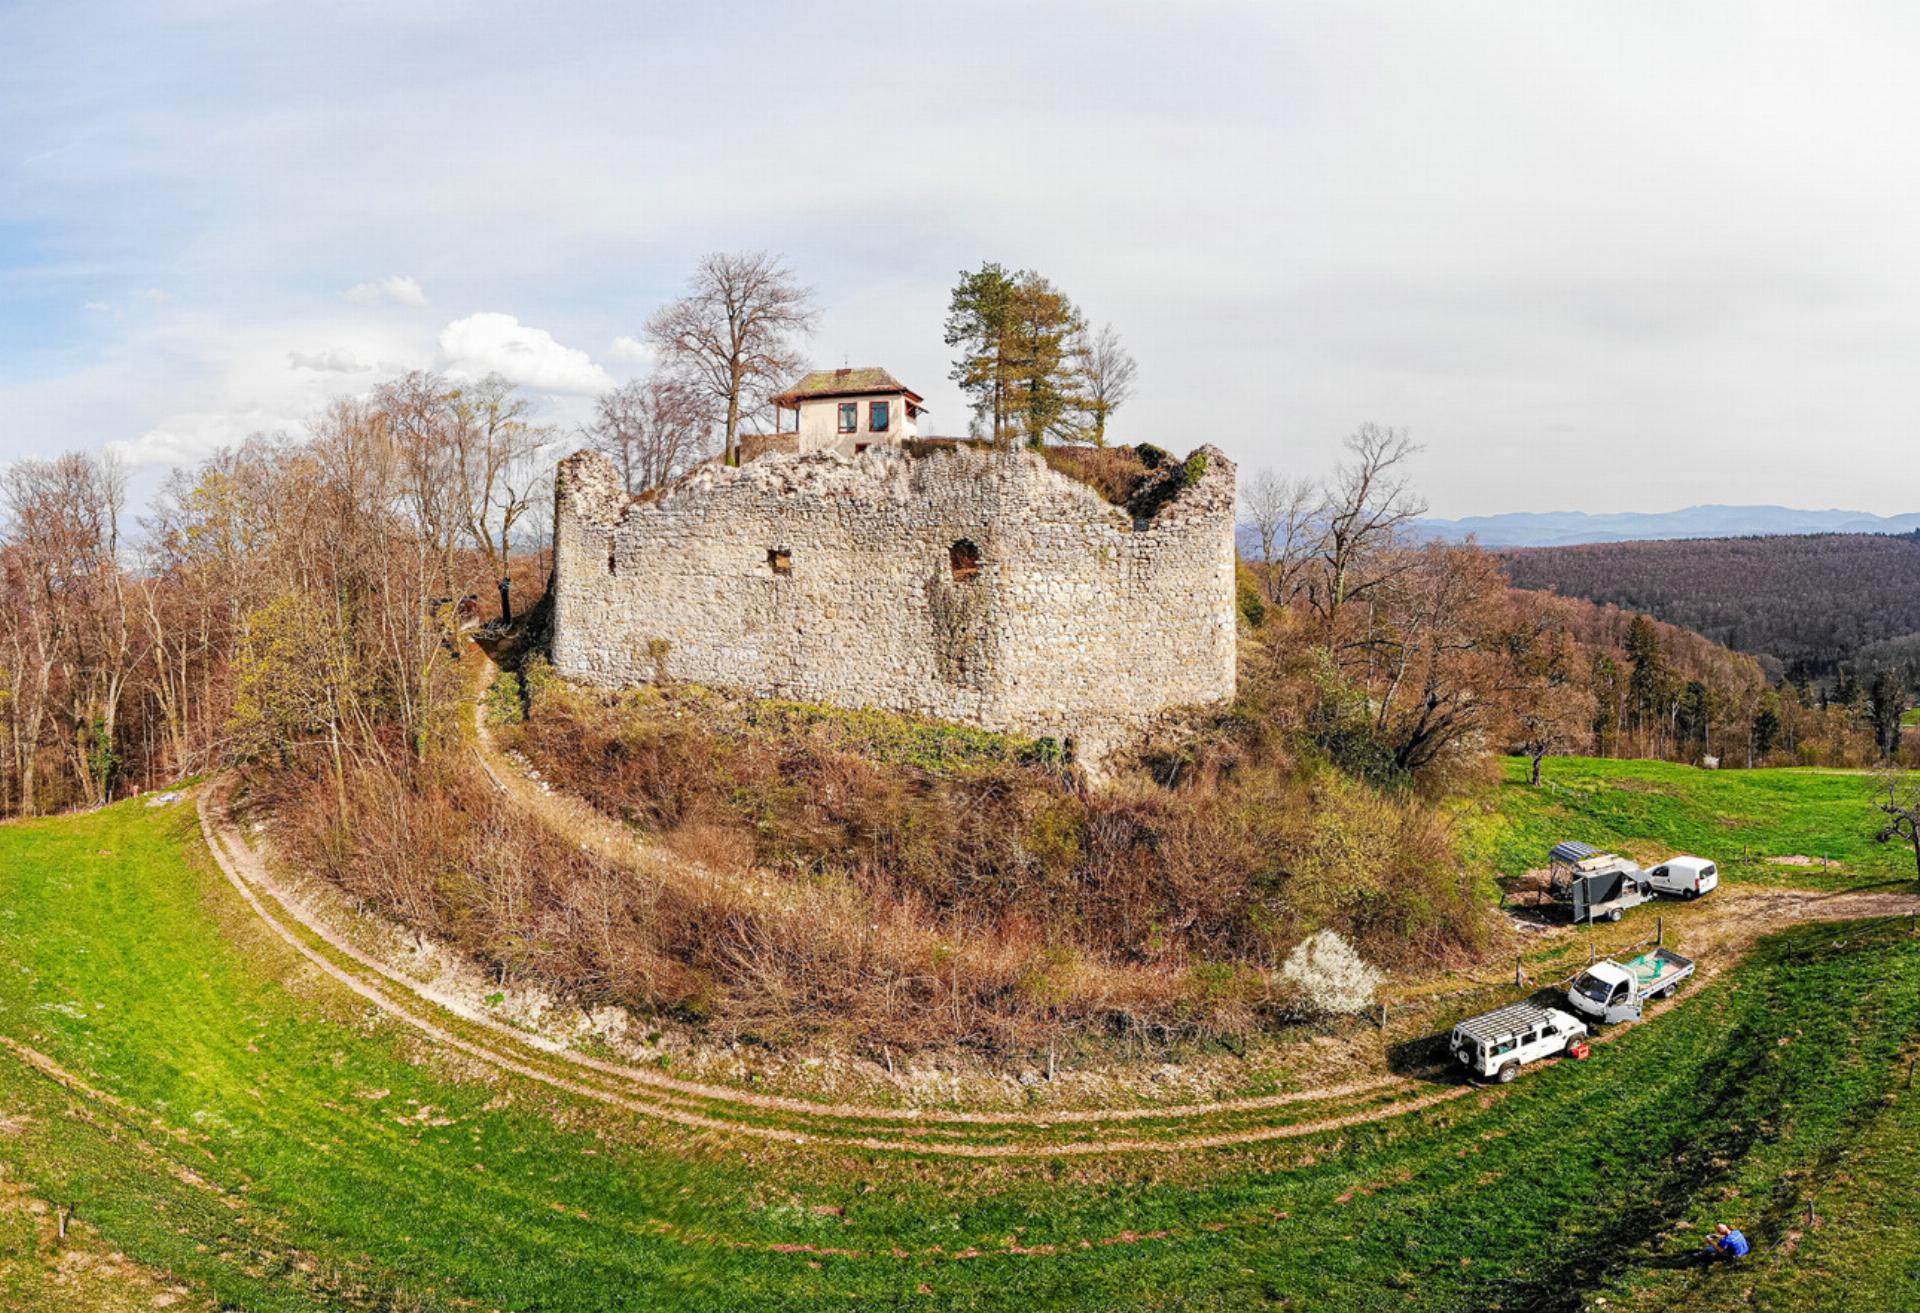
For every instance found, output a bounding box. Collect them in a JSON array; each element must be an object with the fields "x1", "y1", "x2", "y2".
[{"x1": 1707, "y1": 1223, "x2": 1750, "y2": 1260}]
